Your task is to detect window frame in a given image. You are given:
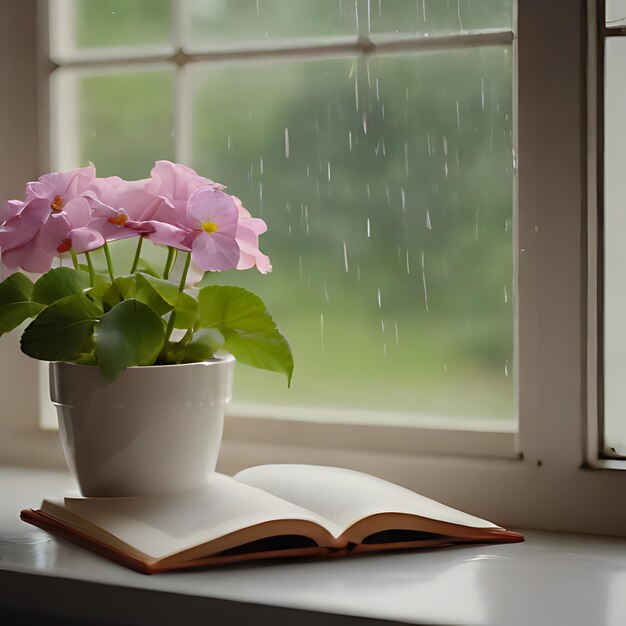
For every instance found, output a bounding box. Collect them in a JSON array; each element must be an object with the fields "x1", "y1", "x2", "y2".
[{"x1": 1, "y1": 0, "x2": 625, "y2": 536}]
